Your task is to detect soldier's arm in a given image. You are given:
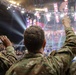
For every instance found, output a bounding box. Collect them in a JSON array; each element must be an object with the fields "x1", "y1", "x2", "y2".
[
  {"x1": 5, "y1": 46, "x2": 17, "y2": 65},
  {"x1": 49, "y1": 16, "x2": 76, "y2": 74},
  {"x1": 0, "y1": 36, "x2": 17, "y2": 65},
  {"x1": 62, "y1": 16, "x2": 76, "y2": 48}
]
